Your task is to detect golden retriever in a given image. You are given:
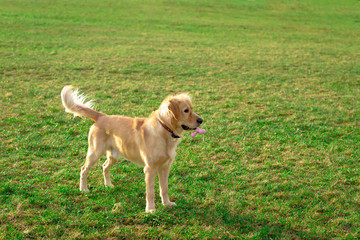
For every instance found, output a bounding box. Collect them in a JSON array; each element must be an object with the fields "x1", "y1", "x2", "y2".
[{"x1": 61, "y1": 86, "x2": 203, "y2": 212}]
